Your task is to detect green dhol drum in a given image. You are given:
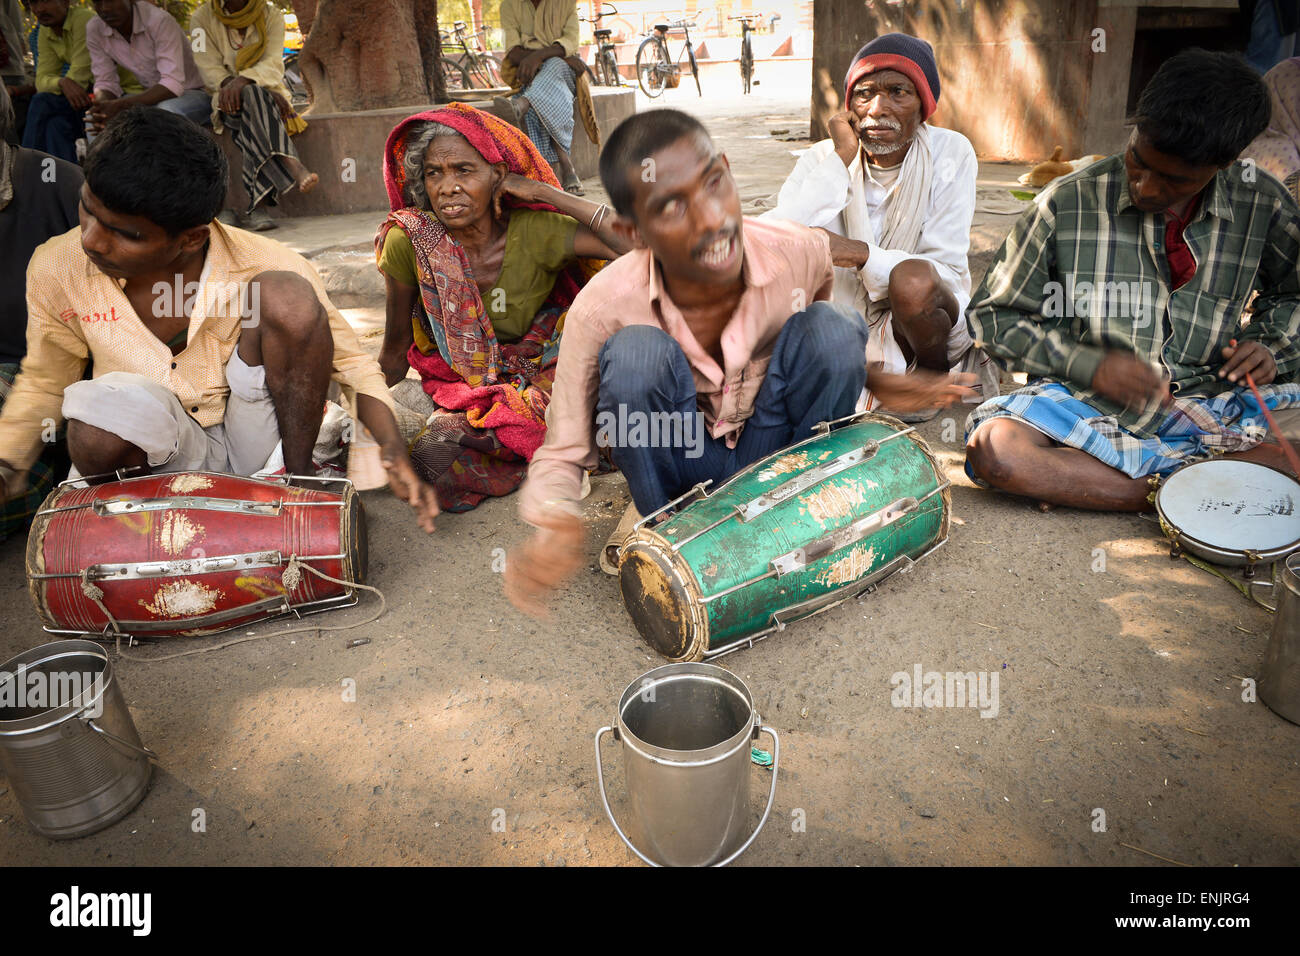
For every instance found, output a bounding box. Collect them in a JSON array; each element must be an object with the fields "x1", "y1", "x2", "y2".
[{"x1": 618, "y1": 412, "x2": 951, "y2": 661}]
